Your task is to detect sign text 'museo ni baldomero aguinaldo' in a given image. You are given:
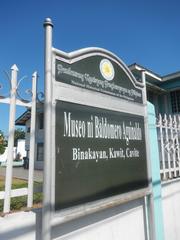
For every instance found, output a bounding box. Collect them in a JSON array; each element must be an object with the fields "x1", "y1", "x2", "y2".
[{"x1": 54, "y1": 49, "x2": 148, "y2": 211}]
